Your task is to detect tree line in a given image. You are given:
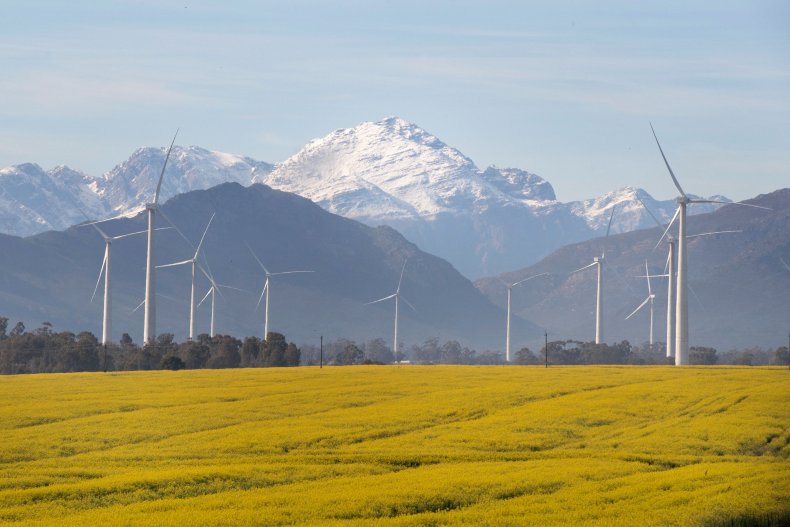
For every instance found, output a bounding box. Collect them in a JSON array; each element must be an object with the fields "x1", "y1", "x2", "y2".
[{"x1": 0, "y1": 317, "x2": 787, "y2": 374}]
